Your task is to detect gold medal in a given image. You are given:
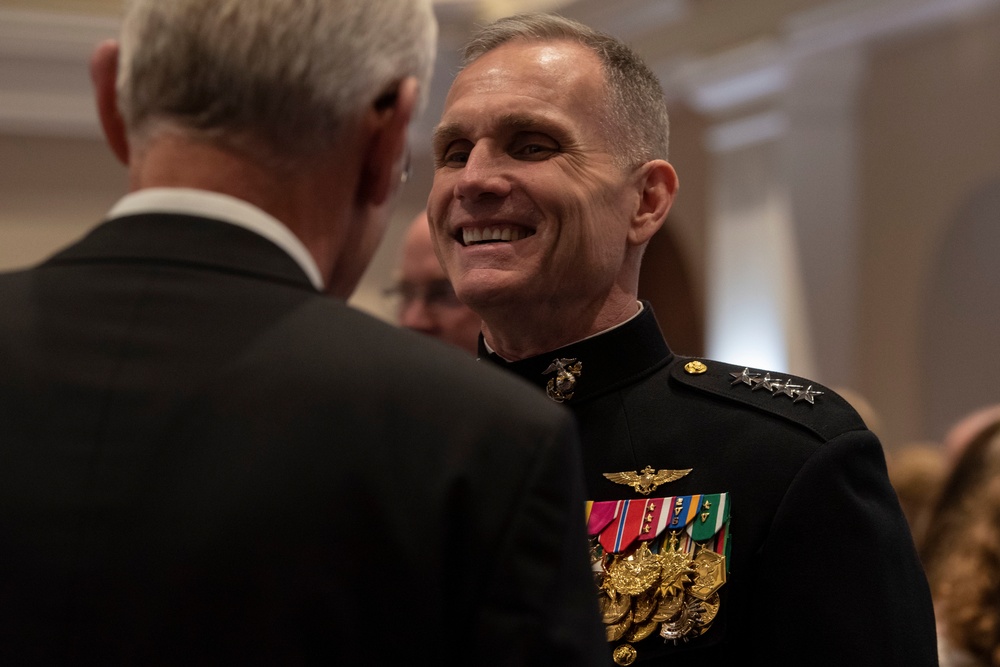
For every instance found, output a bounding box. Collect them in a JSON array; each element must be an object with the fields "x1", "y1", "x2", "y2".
[
  {"x1": 607, "y1": 542, "x2": 661, "y2": 596},
  {"x1": 605, "y1": 609, "x2": 633, "y2": 642},
  {"x1": 689, "y1": 546, "x2": 726, "y2": 600},
  {"x1": 651, "y1": 590, "x2": 684, "y2": 622},
  {"x1": 697, "y1": 592, "x2": 721, "y2": 626},
  {"x1": 588, "y1": 494, "x2": 731, "y2": 649},
  {"x1": 624, "y1": 617, "x2": 658, "y2": 642},
  {"x1": 612, "y1": 643, "x2": 638, "y2": 666},
  {"x1": 657, "y1": 534, "x2": 695, "y2": 597},
  {"x1": 599, "y1": 592, "x2": 632, "y2": 624},
  {"x1": 632, "y1": 591, "x2": 657, "y2": 623}
]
